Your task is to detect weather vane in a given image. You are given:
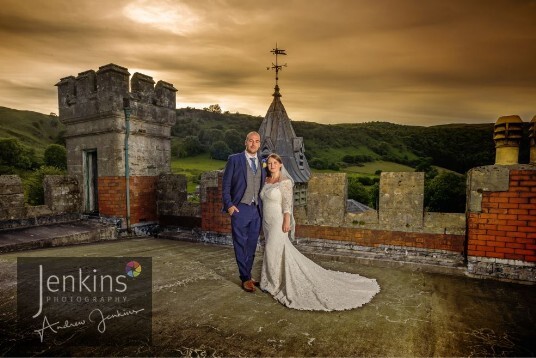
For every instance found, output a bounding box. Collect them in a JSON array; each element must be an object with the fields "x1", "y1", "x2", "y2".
[{"x1": 267, "y1": 43, "x2": 287, "y2": 87}]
